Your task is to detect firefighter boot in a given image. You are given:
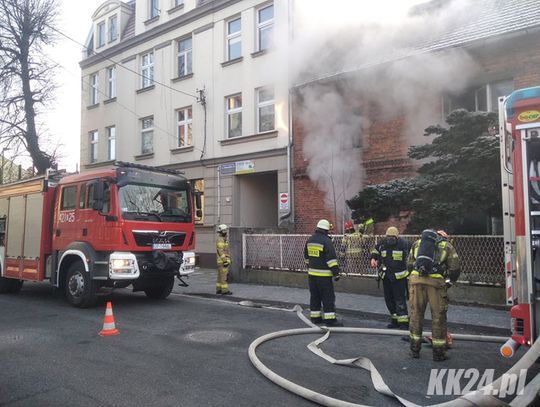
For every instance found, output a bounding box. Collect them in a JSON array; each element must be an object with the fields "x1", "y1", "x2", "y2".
[
  {"x1": 387, "y1": 315, "x2": 399, "y2": 329},
  {"x1": 433, "y1": 347, "x2": 449, "y2": 362},
  {"x1": 311, "y1": 317, "x2": 323, "y2": 324},
  {"x1": 410, "y1": 340, "x2": 421, "y2": 359}
]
